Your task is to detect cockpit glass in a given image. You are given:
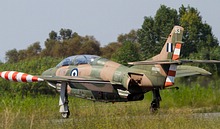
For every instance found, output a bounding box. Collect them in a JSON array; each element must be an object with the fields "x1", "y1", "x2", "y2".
[
  {"x1": 56, "y1": 55, "x2": 100, "y2": 67},
  {"x1": 85, "y1": 55, "x2": 100, "y2": 63}
]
